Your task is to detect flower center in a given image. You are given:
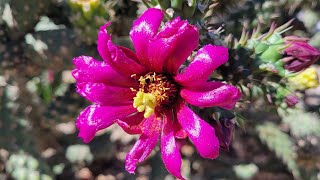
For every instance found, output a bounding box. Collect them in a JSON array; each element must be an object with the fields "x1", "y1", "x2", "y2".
[{"x1": 132, "y1": 72, "x2": 179, "y2": 118}]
